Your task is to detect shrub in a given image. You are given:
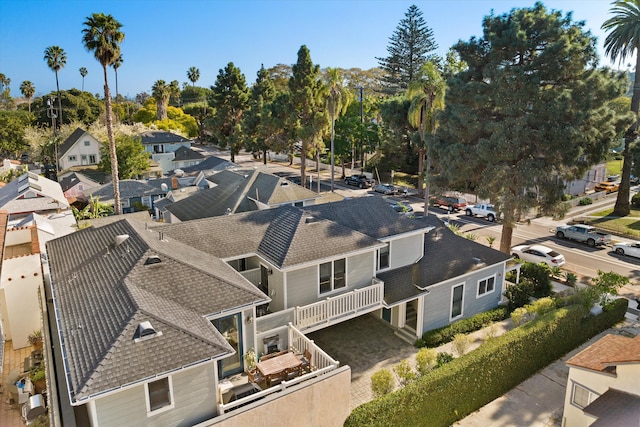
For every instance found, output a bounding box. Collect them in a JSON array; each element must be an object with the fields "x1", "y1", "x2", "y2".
[
  {"x1": 484, "y1": 323, "x2": 499, "y2": 342},
  {"x1": 529, "y1": 297, "x2": 556, "y2": 316},
  {"x1": 579, "y1": 197, "x2": 593, "y2": 206},
  {"x1": 632, "y1": 192, "x2": 640, "y2": 208},
  {"x1": 415, "y1": 348, "x2": 437, "y2": 376},
  {"x1": 419, "y1": 307, "x2": 510, "y2": 347},
  {"x1": 371, "y1": 369, "x2": 395, "y2": 398},
  {"x1": 452, "y1": 334, "x2": 473, "y2": 356},
  {"x1": 393, "y1": 360, "x2": 416, "y2": 386},
  {"x1": 436, "y1": 352, "x2": 454, "y2": 368},
  {"x1": 562, "y1": 193, "x2": 572, "y2": 201},
  {"x1": 510, "y1": 307, "x2": 530, "y2": 326},
  {"x1": 521, "y1": 262, "x2": 552, "y2": 297},
  {"x1": 504, "y1": 279, "x2": 534, "y2": 310},
  {"x1": 564, "y1": 272, "x2": 577, "y2": 286}
]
